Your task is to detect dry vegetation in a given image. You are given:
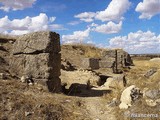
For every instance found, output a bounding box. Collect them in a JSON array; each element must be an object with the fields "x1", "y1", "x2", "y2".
[
  {"x1": 113, "y1": 59, "x2": 160, "y2": 120},
  {"x1": 0, "y1": 79, "x2": 92, "y2": 120},
  {"x1": 1, "y1": 41, "x2": 160, "y2": 120},
  {"x1": 62, "y1": 43, "x2": 104, "y2": 58}
]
